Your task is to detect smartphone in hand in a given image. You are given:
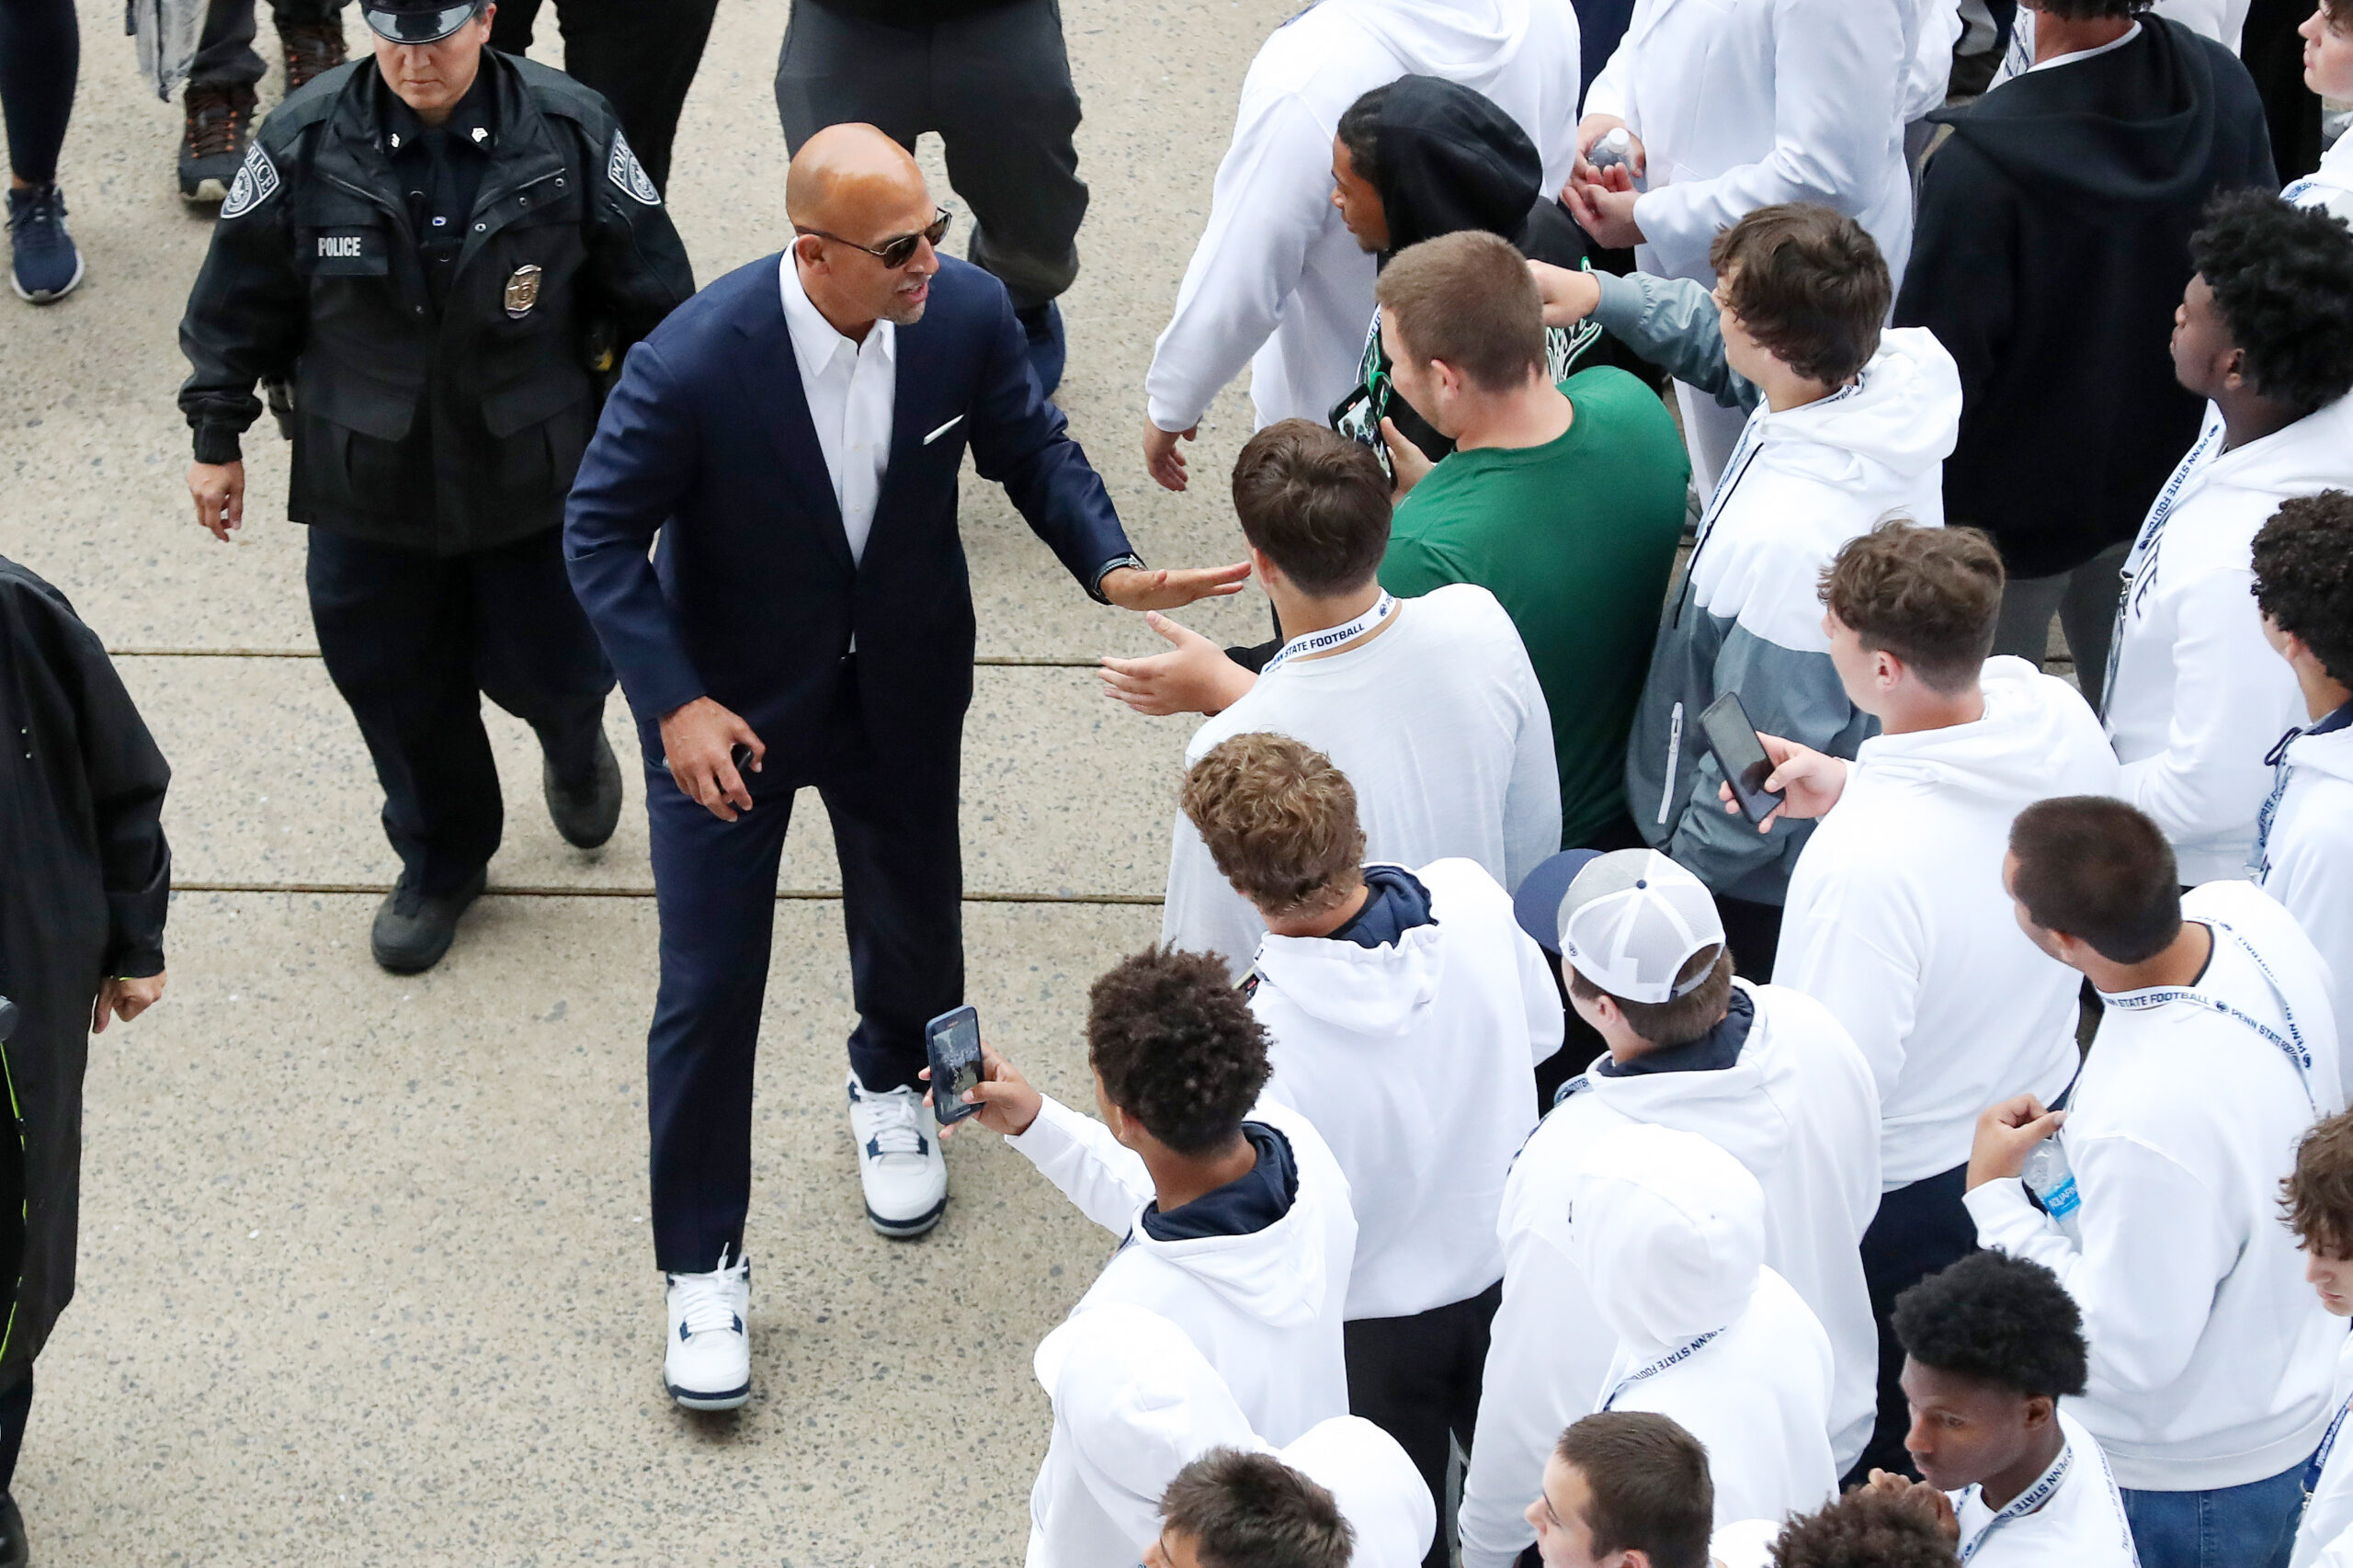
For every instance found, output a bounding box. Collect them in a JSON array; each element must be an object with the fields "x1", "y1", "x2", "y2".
[
  {"x1": 1699, "y1": 692, "x2": 1785, "y2": 824},
  {"x1": 925, "y1": 1006, "x2": 985, "y2": 1126}
]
